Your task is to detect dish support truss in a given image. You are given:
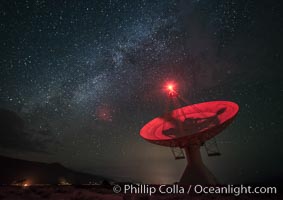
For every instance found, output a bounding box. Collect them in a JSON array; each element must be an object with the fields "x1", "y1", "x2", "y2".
[{"x1": 170, "y1": 137, "x2": 221, "y2": 160}]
